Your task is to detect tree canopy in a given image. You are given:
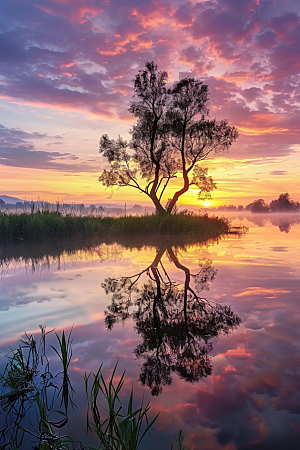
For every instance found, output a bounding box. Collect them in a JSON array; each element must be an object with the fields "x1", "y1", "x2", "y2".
[
  {"x1": 99, "y1": 61, "x2": 238, "y2": 214},
  {"x1": 248, "y1": 193, "x2": 300, "y2": 214},
  {"x1": 270, "y1": 193, "x2": 300, "y2": 212},
  {"x1": 251, "y1": 199, "x2": 270, "y2": 213}
]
